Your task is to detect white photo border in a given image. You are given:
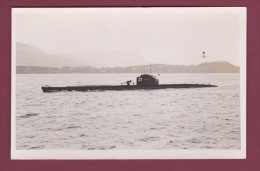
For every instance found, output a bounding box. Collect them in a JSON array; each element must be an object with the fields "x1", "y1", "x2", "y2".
[{"x1": 11, "y1": 7, "x2": 247, "y2": 159}]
